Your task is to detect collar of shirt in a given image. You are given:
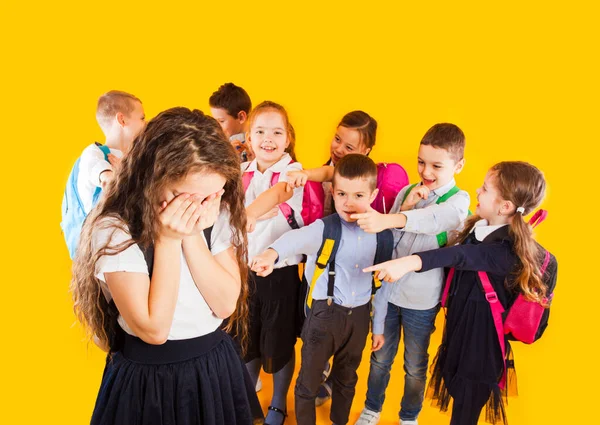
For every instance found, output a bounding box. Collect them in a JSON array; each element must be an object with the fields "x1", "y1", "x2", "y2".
[
  {"x1": 428, "y1": 178, "x2": 457, "y2": 198},
  {"x1": 473, "y1": 219, "x2": 509, "y2": 241},
  {"x1": 229, "y1": 133, "x2": 245, "y2": 143},
  {"x1": 244, "y1": 153, "x2": 292, "y2": 174}
]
